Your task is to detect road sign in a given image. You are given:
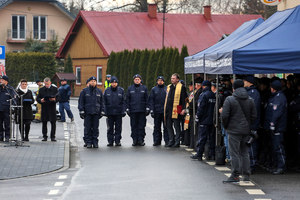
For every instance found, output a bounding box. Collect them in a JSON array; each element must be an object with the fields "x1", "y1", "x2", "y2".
[
  {"x1": 0, "y1": 46, "x2": 5, "y2": 59},
  {"x1": 260, "y1": 0, "x2": 282, "y2": 6}
]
